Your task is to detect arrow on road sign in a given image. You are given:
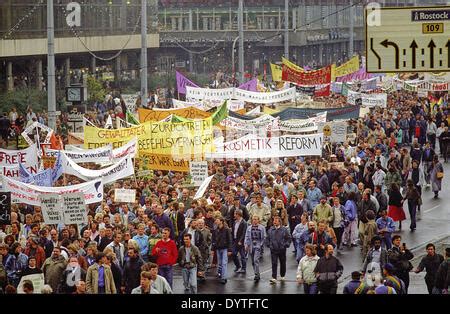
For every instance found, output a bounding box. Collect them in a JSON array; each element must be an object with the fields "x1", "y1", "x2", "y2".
[
  {"x1": 381, "y1": 39, "x2": 400, "y2": 69},
  {"x1": 370, "y1": 38, "x2": 382, "y2": 70},
  {"x1": 428, "y1": 39, "x2": 436, "y2": 69},
  {"x1": 410, "y1": 40, "x2": 418, "y2": 69}
]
